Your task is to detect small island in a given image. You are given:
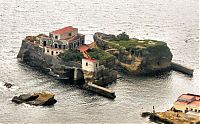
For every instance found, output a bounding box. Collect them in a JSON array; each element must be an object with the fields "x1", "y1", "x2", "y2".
[
  {"x1": 142, "y1": 93, "x2": 200, "y2": 124},
  {"x1": 17, "y1": 26, "x2": 173, "y2": 98}
]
